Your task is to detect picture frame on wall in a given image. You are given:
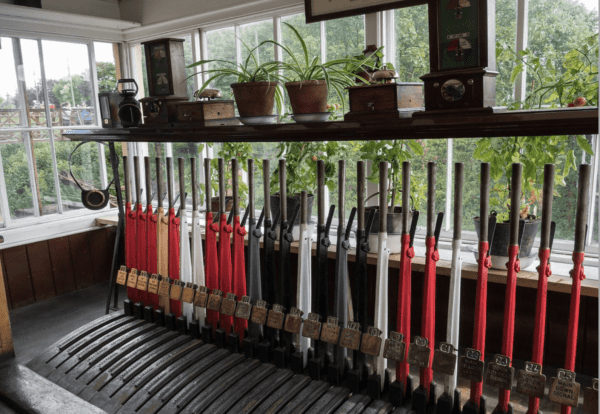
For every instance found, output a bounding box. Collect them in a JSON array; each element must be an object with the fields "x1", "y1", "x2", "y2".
[{"x1": 305, "y1": 0, "x2": 426, "y2": 23}]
